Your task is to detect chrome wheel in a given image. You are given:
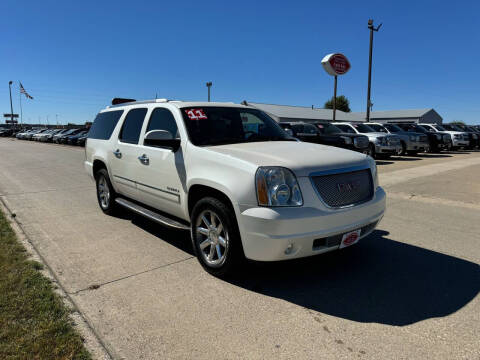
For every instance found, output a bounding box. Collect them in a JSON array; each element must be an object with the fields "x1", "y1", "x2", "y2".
[
  {"x1": 196, "y1": 210, "x2": 228, "y2": 267},
  {"x1": 97, "y1": 175, "x2": 110, "y2": 209}
]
